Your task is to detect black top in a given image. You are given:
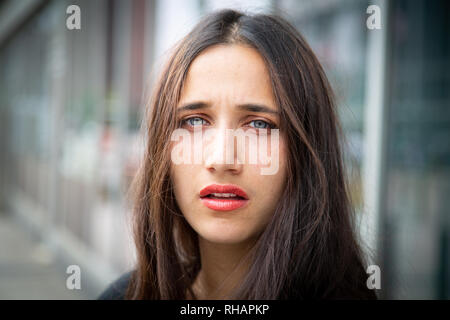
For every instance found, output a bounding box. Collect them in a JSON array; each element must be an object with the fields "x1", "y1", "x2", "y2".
[
  {"x1": 97, "y1": 270, "x2": 377, "y2": 300},
  {"x1": 97, "y1": 270, "x2": 133, "y2": 300}
]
